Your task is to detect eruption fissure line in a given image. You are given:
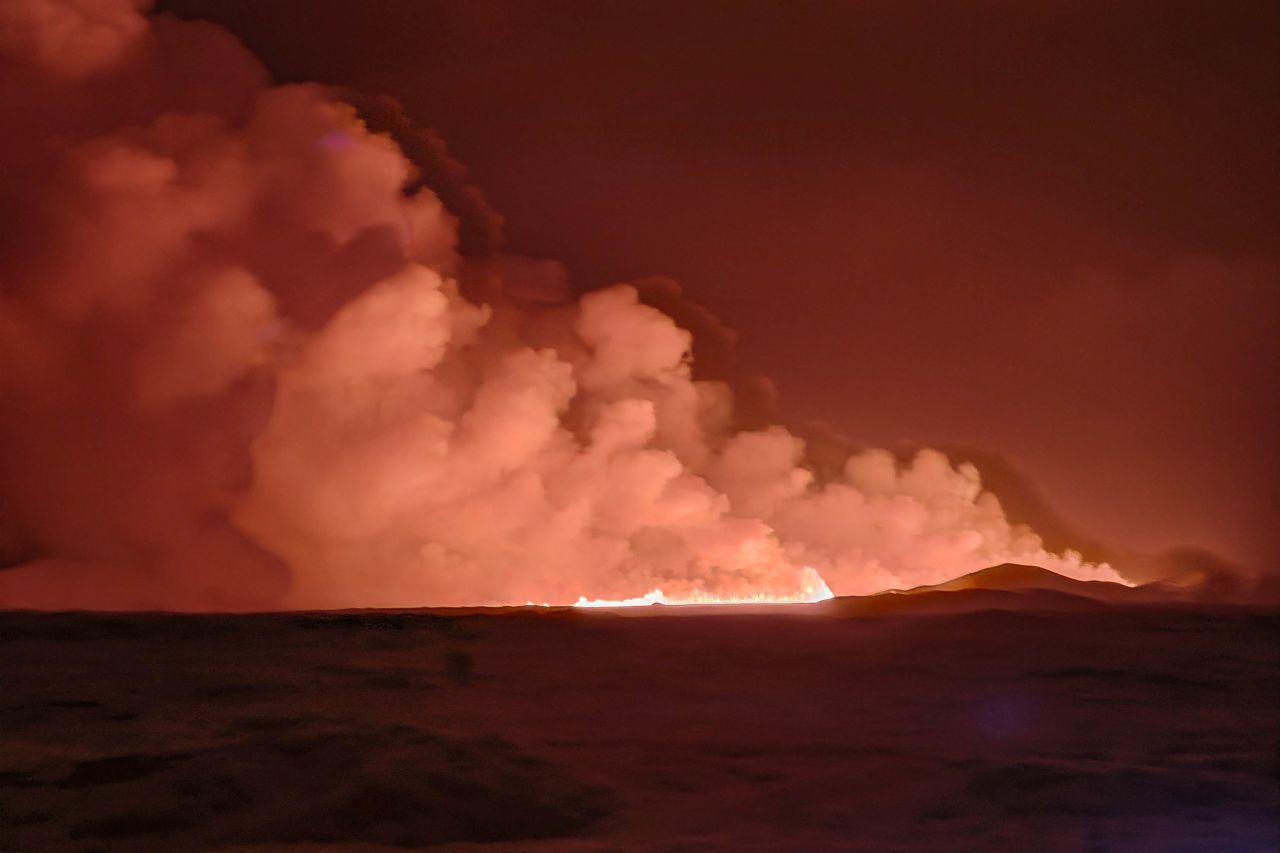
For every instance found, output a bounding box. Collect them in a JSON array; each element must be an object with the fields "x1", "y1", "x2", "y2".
[{"x1": 573, "y1": 566, "x2": 835, "y2": 608}]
